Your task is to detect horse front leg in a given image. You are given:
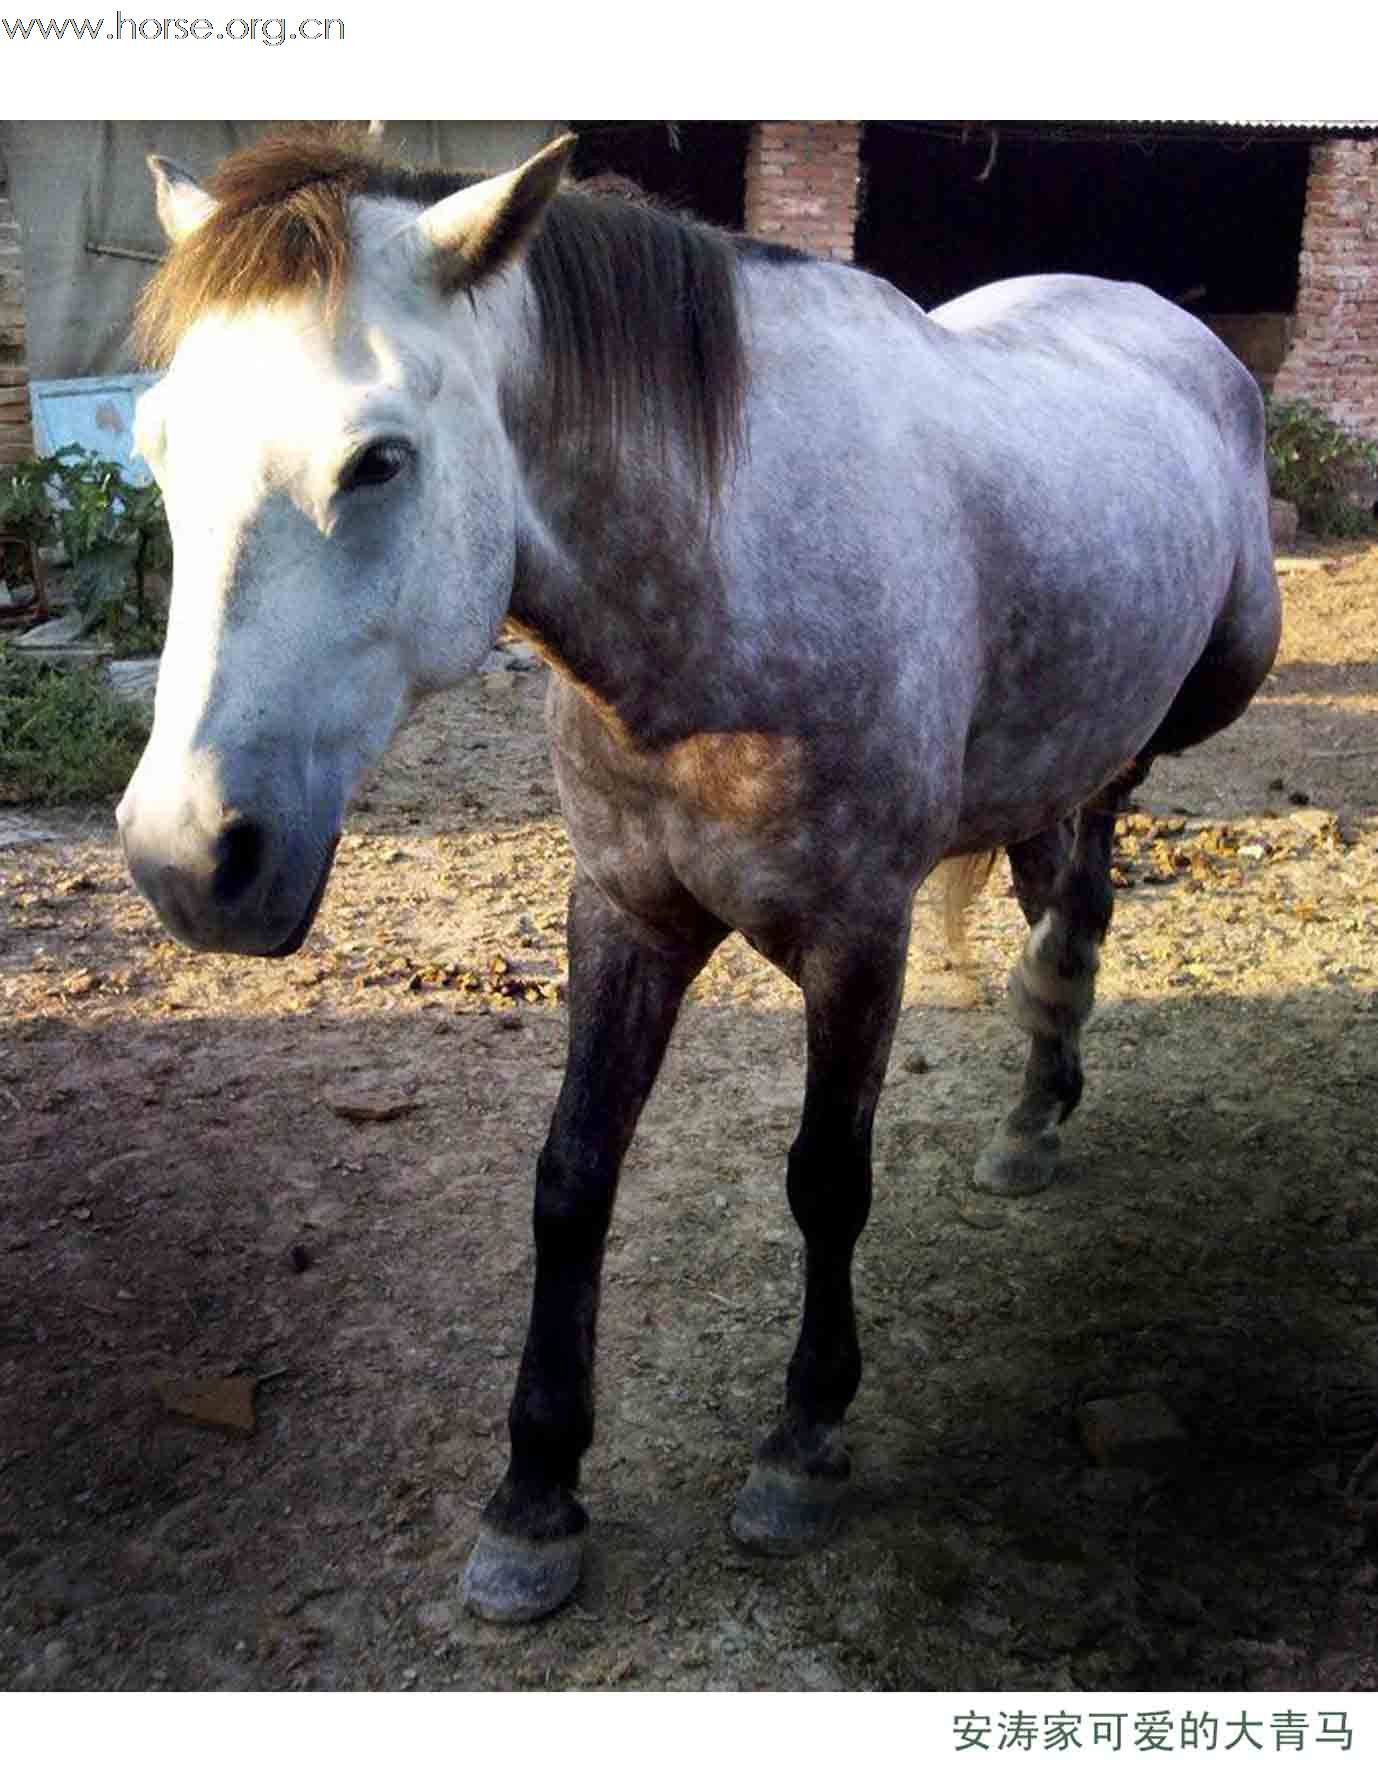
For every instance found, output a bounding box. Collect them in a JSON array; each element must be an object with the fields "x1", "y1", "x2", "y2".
[
  {"x1": 973, "y1": 770, "x2": 1144, "y2": 1195},
  {"x1": 463, "y1": 872, "x2": 721, "y2": 1623},
  {"x1": 732, "y1": 911, "x2": 910, "y2": 1554}
]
